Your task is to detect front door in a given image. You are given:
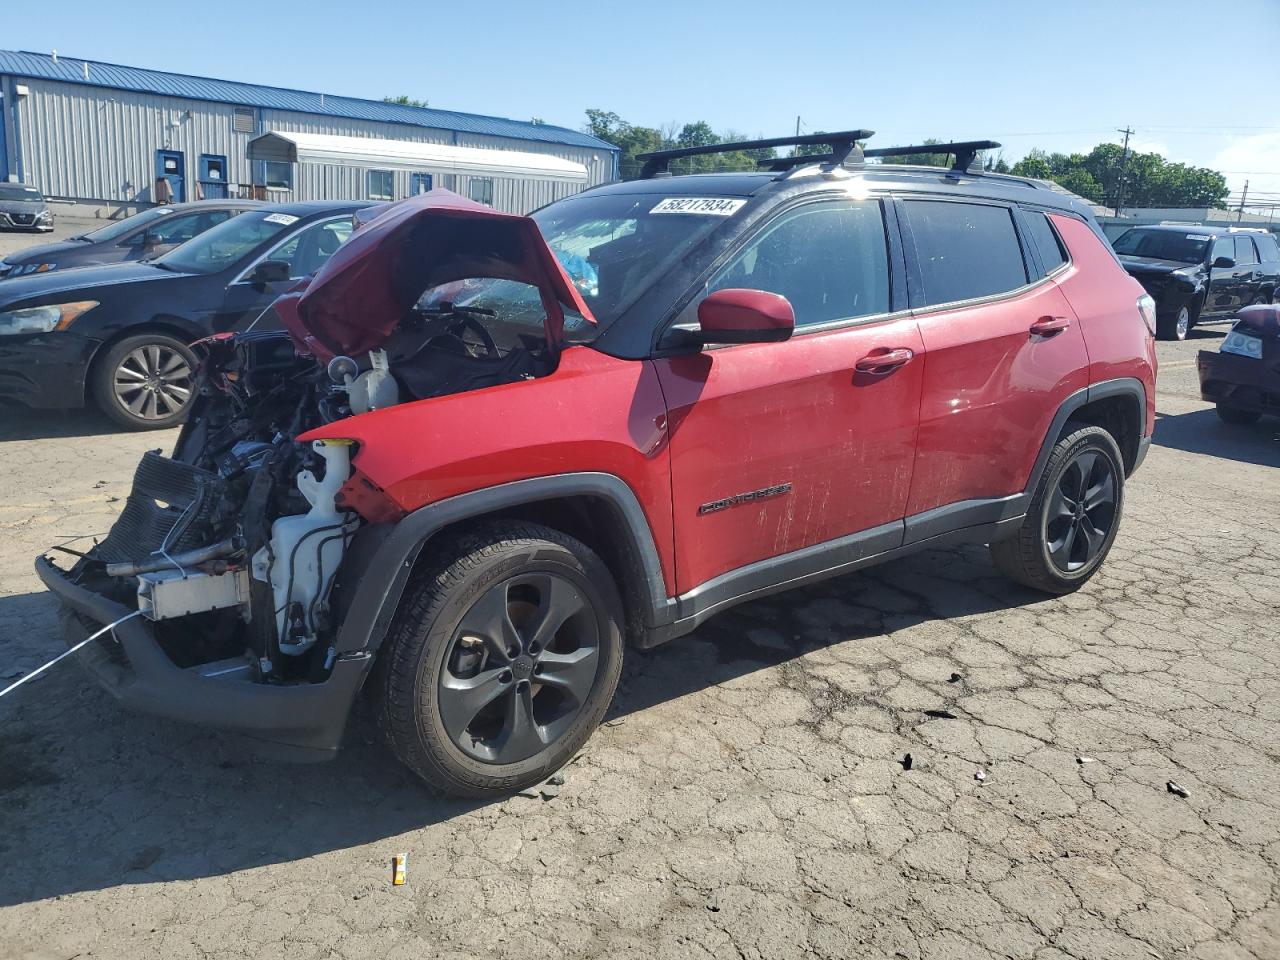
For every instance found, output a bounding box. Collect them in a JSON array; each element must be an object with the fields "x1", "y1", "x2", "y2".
[
  {"x1": 199, "y1": 154, "x2": 229, "y2": 199},
  {"x1": 898, "y1": 199, "x2": 1091, "y2": 517},
  {"x1": 155, "y1": 150, "x2": 185, "y2": 203},
  {"x1": 216, "y1": 216, "x2": 355, "y2": 331},
  {"x1": 654, "y1": 197, "x2": 923, "y2": 593}
]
